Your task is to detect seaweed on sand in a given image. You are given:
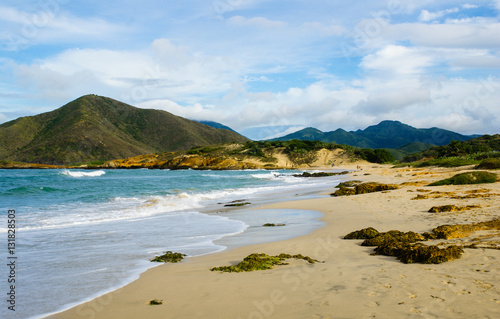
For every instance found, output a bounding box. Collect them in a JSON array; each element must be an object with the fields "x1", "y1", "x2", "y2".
[
  {"x1": 361, "y1": 230, "x2": 425, "y2": 246},
  {"x1": 373, "y1": 242, "x2": 464, "y2": 264},
  {"x1": 293, "y1": 171, "x2": 349, "y2": 178},
  {"x1": 331, "y1": 182, "x2": 398, "y2": 197},
  {"x1": 211, "y1": 253, "x2": 321, "y2": 272},
  {"x1": 428, "y1": 205, "x2": 480, "y2": 213},
  {"x1": 432, "y1": 219, "x2": 500, "y2": 239},
  {"x1": 150, "y1": 251, "x2": 186, "y2": 263},
  {"x1": 344, "y1": 227, "x2": 379, "y2": 239}
]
